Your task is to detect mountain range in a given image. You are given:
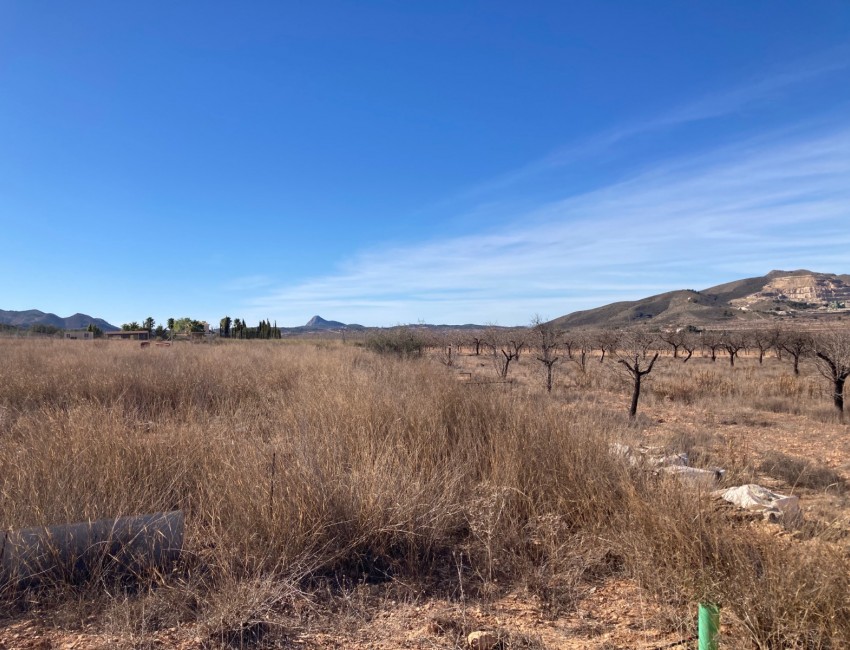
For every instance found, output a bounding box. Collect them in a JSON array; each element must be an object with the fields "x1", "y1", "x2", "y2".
[
  {"x1": 3, "y1": 270, "x2": 847, "y2": 335},
  {"x1": 549, "y1": 270, "x2": 850, "y2": 329},
  {"x1": 0, "y1": 309, "x2": 119, "y2": 332}
]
